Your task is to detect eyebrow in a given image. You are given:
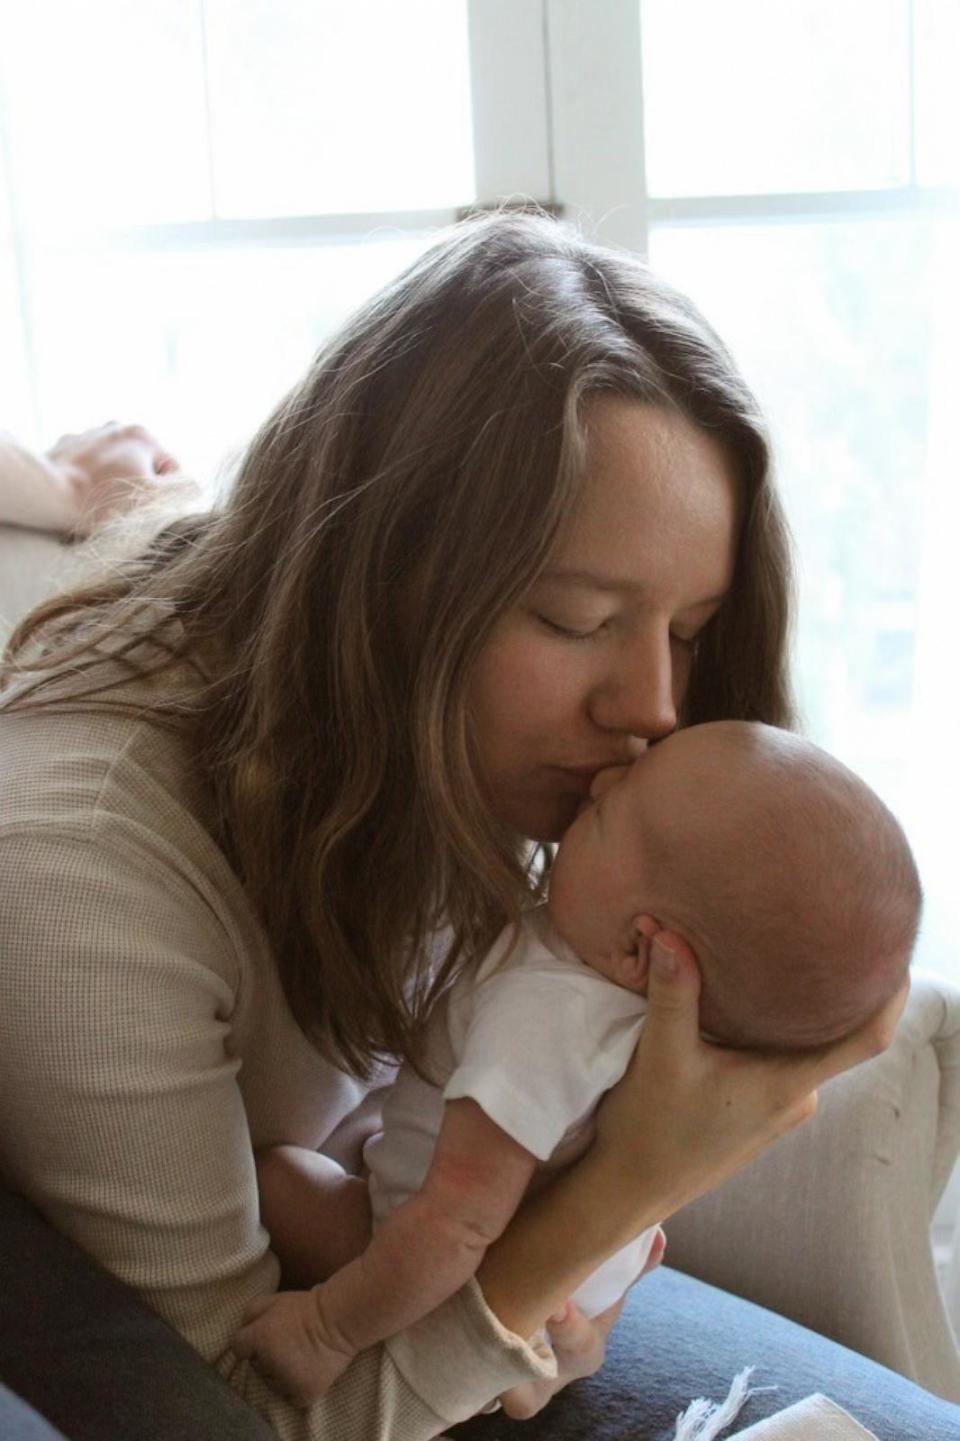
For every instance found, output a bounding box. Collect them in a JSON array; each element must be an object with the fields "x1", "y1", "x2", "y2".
[{"x1": 538, "y1": 569, "x2": 729, "y2": 607}]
